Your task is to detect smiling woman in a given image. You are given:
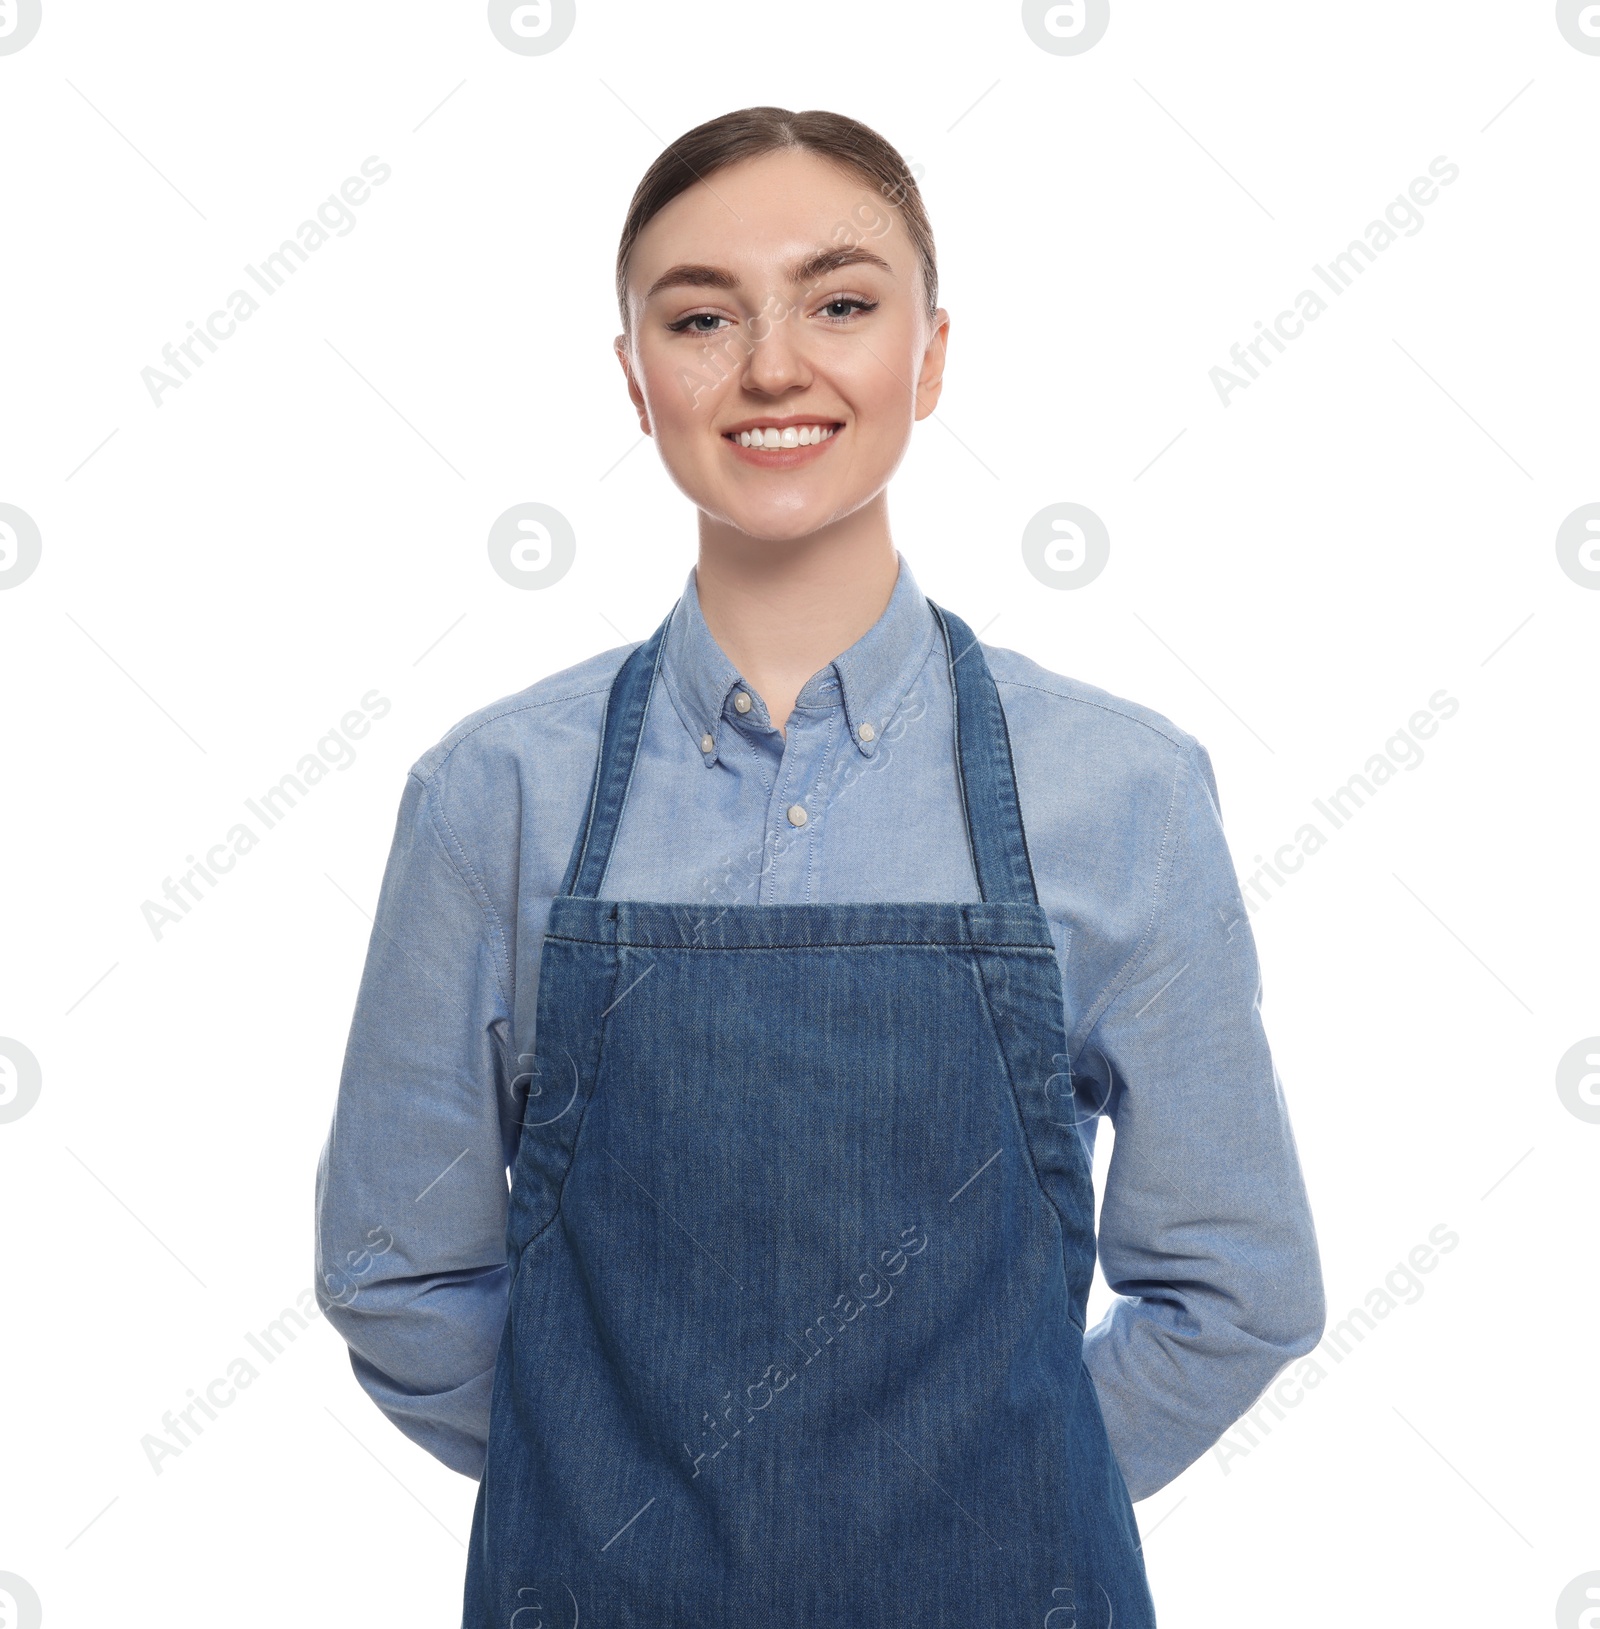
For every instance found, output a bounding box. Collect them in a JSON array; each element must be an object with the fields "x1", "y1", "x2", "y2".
[
  {"x1": 607, "y1": 112, "x2": 948, "y2": 625},
  {"x1": 314, "y1": 105, "x2": 1324, "y2": 1629}
]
